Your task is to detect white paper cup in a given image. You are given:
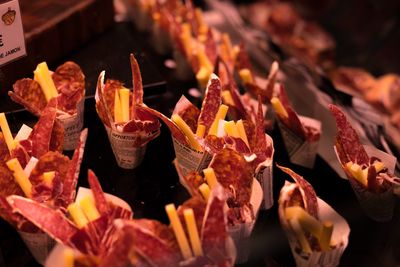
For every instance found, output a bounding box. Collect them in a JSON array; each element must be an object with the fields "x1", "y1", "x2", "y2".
[
  {"x1": 281, "y1": 198, "x2": 350, "y2": 267},
  {"x1": 57, "y1": 99, "x2": 85, "y2": 151},
  {"x1": 172, "y1": 137, "x2": 212, "y2": 178},
  {"x1": 228, "y1": 179, "x2": 263, "y2": 264},
  {"x1": 277, "y1": 116, "x2": 321, "y2": 169},
  {"x1": 18, "y1": 230, "x2": 56, "y2": 265},
  {"x1": 105, "y1": 126, "x2": 148, "y2": 169}
]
